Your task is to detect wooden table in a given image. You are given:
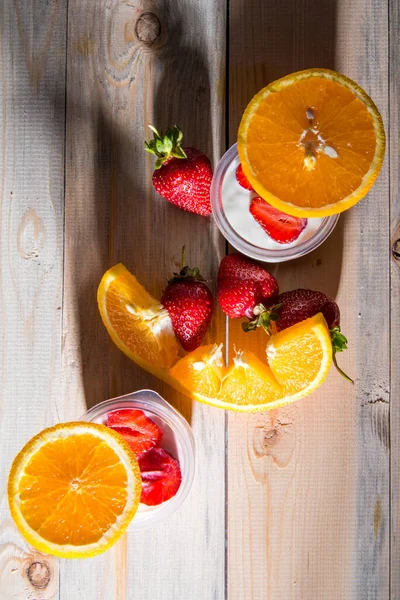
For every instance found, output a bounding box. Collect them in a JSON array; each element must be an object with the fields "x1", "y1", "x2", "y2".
[{"x1": 0, "y1": 0, "x2": 397, "y2": 598}]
